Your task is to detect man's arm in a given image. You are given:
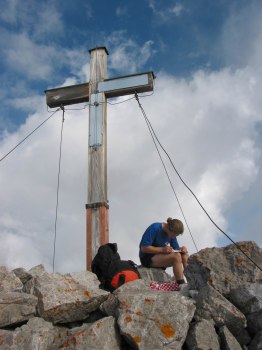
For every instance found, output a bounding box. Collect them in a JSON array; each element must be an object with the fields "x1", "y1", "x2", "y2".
[{"x1": 140, "y1": 245, "x2": 172, "y2": 254}]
